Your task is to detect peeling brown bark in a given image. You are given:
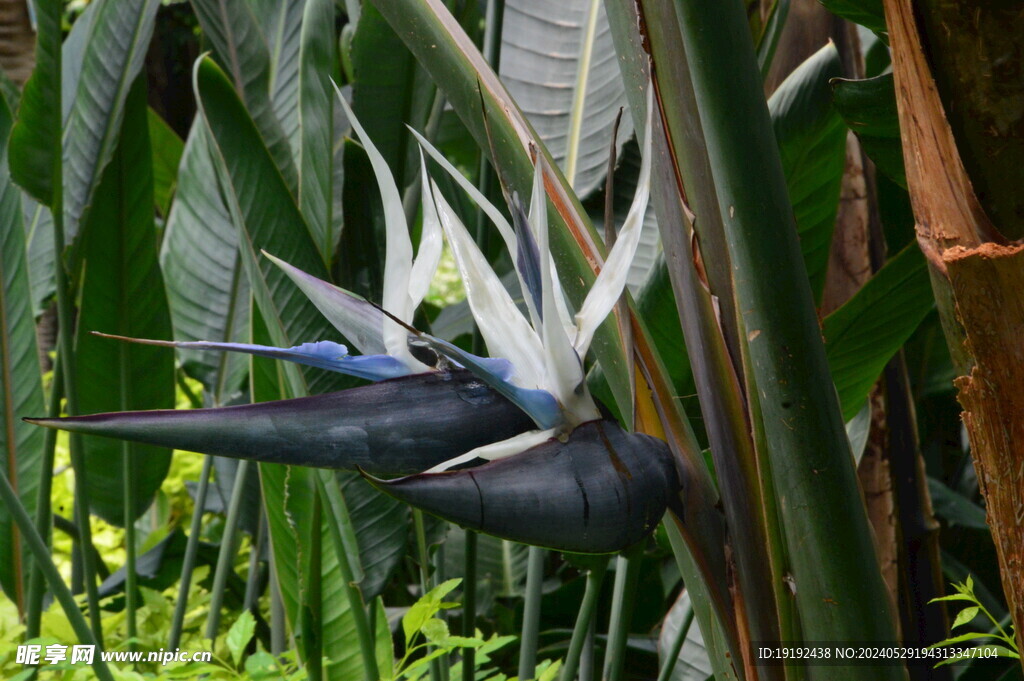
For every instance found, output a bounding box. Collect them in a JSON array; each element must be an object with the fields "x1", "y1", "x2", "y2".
[
  {"x1": 883, "y1": 0, "x2": 1024, "y2": 661},
  {"x1": 945, "y1": 243, "x2": 1024, "y2": 655}
]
